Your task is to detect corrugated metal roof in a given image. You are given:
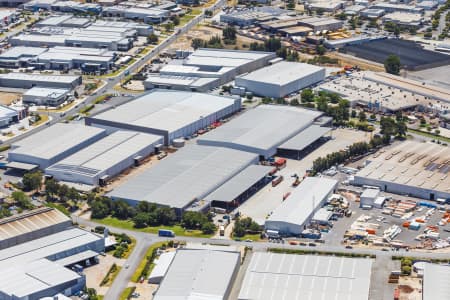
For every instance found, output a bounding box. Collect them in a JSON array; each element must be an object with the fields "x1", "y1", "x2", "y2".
[
  {"x1": 238, "y1": 252, "x2": 372, "y2": 300},
  {"x1": 0, "y1": 258, "x2": 81, "y2": 298},
  {"x1": 148, "y1": 251, "x2": 176, "y2": 282},
  {"x1": 237, "y1": 62, "x2": 325, "y2": 85},
  {"x1": 107, "y1": 145, "x2": 258, "y2": 209},
  {"x1": 0, "y1": 228, "x2": 103, "y2": 269},
  {"x1": 278, "y1": 125, "x2": 331, "y2": 151},
  {"x1": 46, "y1": 131, "x2": 162, "y2": 177},
  {"x1": 10, "y1": 124, "x2": 106, "y2": 161},
  {"x1": 154, "y1": 249, "x2": 240, "y2": 300},
  {"x1": 91, "y1": 90, "x2": 238, "y2": 134},
  {"x1": 198, "y1": 105, "x2": 322, "y2": 154},
  {"x1": 423, "y1": 263, "x2": 450, "y2": 300},
  {"x1": 0, "y1": 207, "x2": 70, "y2": 240},
  {"x1": 266, "y1": 177, "x2": 337, "y2": 226},
  {"x1": 54, "y1": 250, "x2": 98, "y2": 267},
  {"x1": 204, "y1": 165, "x2": 273, "y2": 203}
]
